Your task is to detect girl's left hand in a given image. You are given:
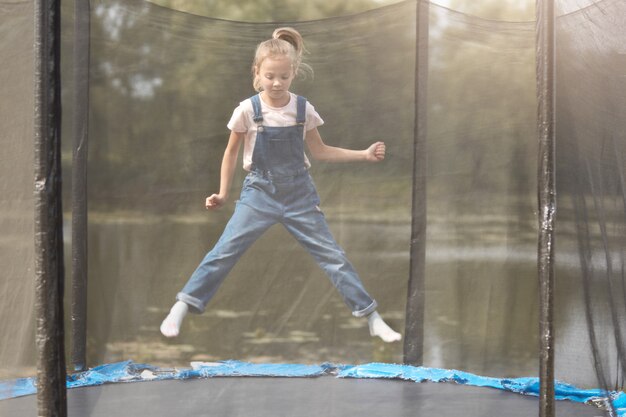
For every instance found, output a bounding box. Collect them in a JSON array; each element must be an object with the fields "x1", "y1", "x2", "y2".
[
  {"x1": 366, "y1": 141, "x2": 386, "y2": 162},
  {"x1": 206, "y1": 193, "x2": 226, "y2": 210}
]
